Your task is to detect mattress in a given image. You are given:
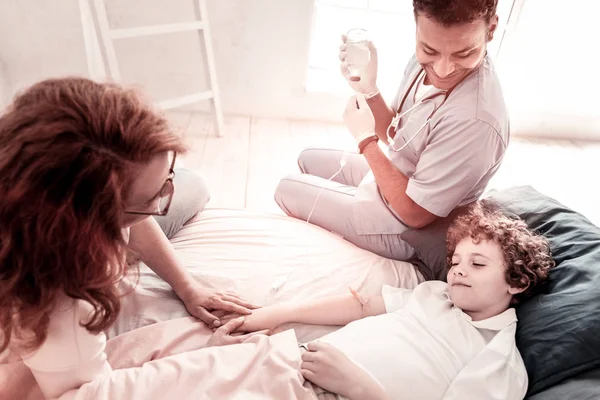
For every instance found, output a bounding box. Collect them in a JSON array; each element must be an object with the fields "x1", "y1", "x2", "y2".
[{"x1": 110, "y1": 208, "x2": 423, "y2": 342}]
